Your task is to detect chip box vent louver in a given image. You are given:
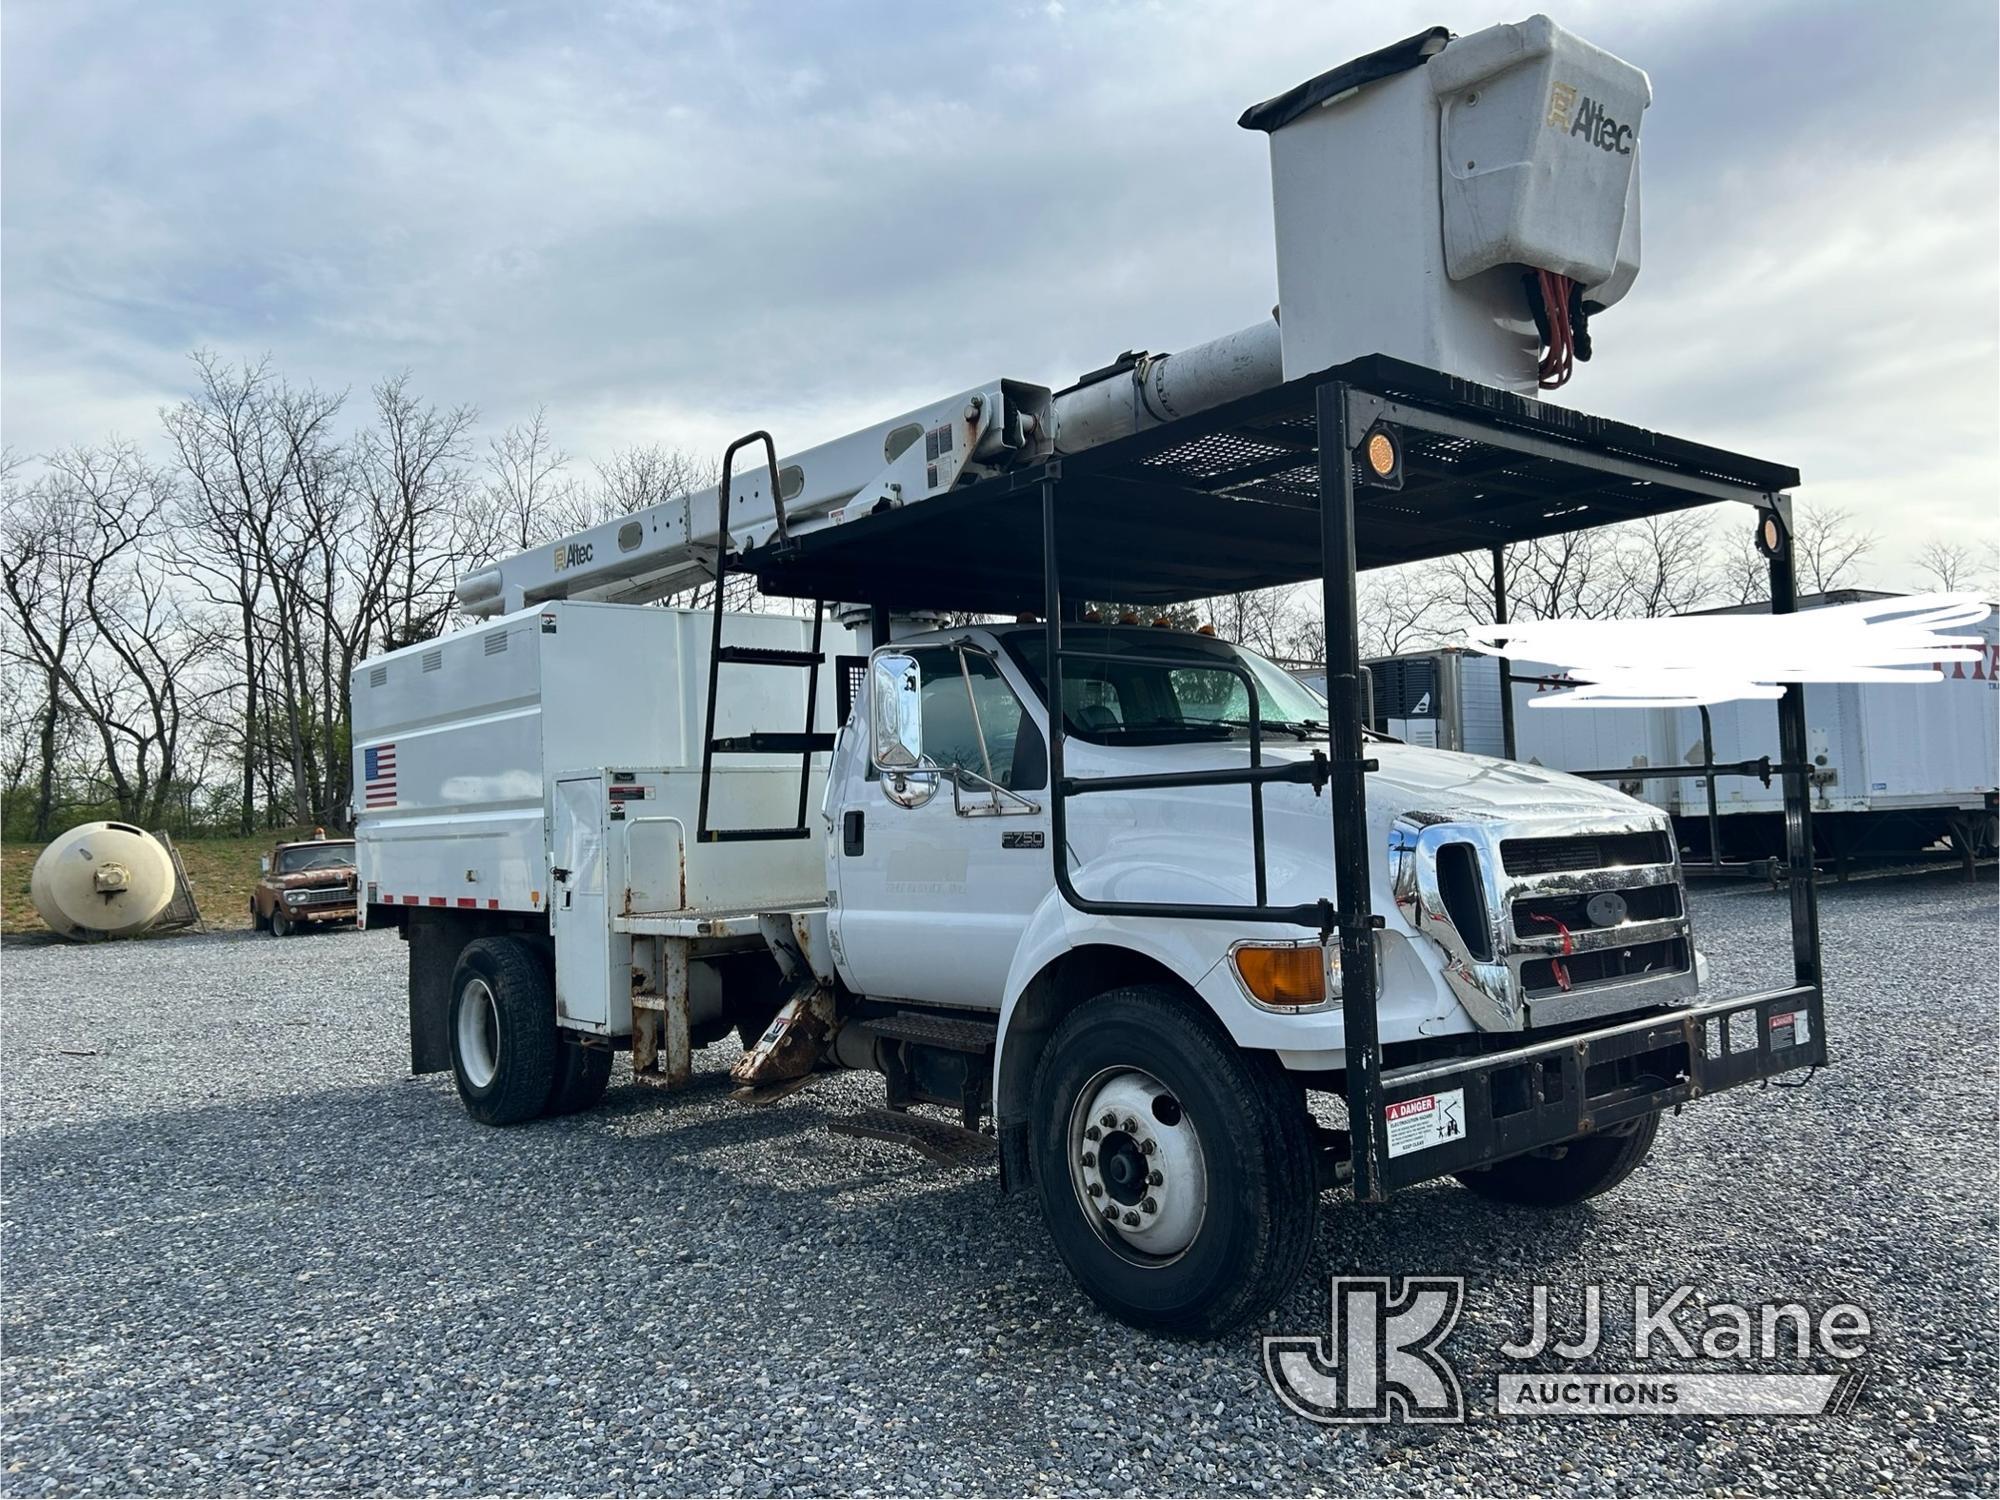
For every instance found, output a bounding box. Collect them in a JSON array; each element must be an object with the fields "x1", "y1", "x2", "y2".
[
  {"x1": 368, "y1": 665, "x2": 387, "y2": 688},
  {"x1": 483, "y1": 632, "x2": 508, "y2": 656},
  {"x1": 421, "y1": 649, "x2": 443, "y2": 673}
]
